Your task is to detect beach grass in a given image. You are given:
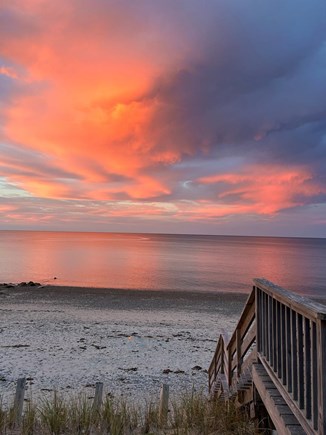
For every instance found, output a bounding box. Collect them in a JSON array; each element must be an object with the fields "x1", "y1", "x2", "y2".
[{"x1": 0, "y1": 390, "x2": 255, "y2": 434}]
